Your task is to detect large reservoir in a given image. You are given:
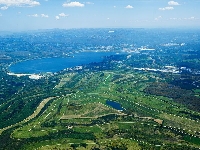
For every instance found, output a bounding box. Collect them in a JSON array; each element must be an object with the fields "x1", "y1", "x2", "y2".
[{"x1": 9, "y1": 52, "x2": 115, "y2": 74}]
